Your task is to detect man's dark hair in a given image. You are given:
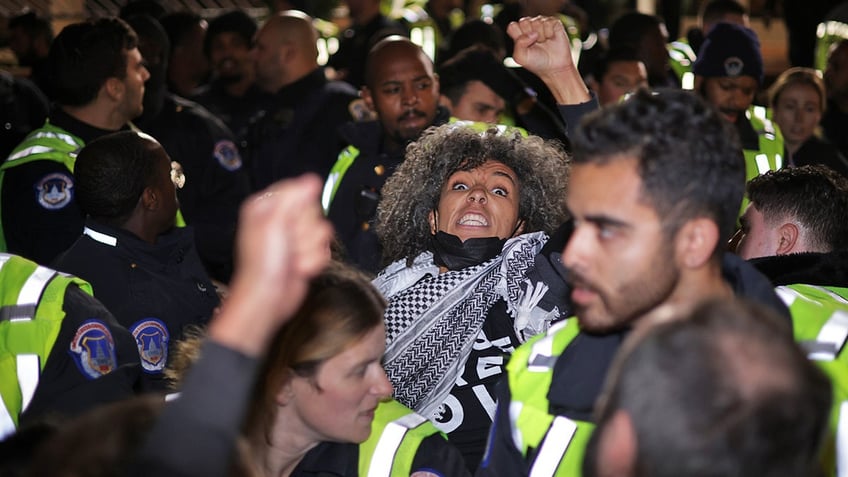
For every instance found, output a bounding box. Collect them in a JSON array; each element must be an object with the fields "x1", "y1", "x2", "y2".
[
  {"x1": 748, "y1": 164, "x2": 848, "y2": 252},
  {"x1": 608, "y1": 12, "x2": 663, "y2": 50},
  {"x1": 159, "y1": 11, "x2": 203, "y2": 54},
  {"x1": 119, "y1": 0, "x2": 167, "y2": 20},
  {"x1": 439, "y1": 19, "x2": 506, "y2": 65},
  {"x1": 74, "y1": 131, "x2": 161, "y2": 227},
  {"x1": 203, "y1": 9, "x2": 257, "y2": 59},
  {"x1": 8, "y1": 12, "x2": 54, "y2": 44},
  {"x1": 591, "y1": 45, "x2": 642, "y2": 84},
  {"x1": 585, "y1": 298, "x2": 832, "y2": 477},
  {"x1": 700, "y1": 0, "x2": 747, "y2": 25},
  {"x1": 437, "y1": 46, "x2": 520, "y2": 105},
  {"x1": 572, "y1": 88, "x2": 745, "y2": 255},
  {"x1": 48, "y1": 17, "x2": 138, "y2": 107}
]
